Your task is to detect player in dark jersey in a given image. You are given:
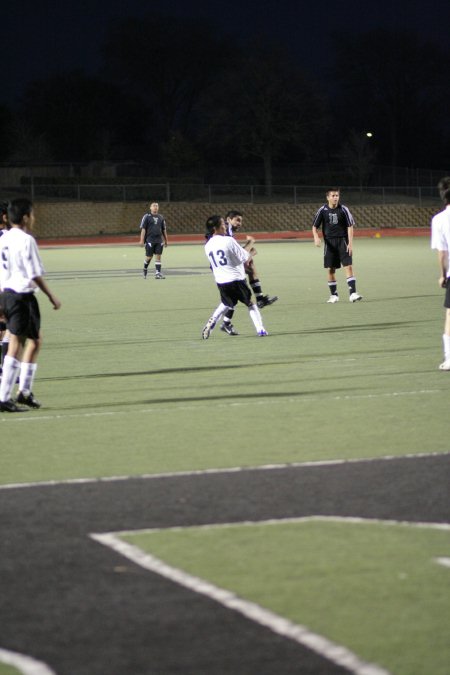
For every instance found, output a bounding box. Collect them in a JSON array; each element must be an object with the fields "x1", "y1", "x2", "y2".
[
  {"x1": 312, "y1": 189, "x2": 362, "y2": 303},
  {"x1": 139, "y1": 202, "x2": 168, "y2": 279}
]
